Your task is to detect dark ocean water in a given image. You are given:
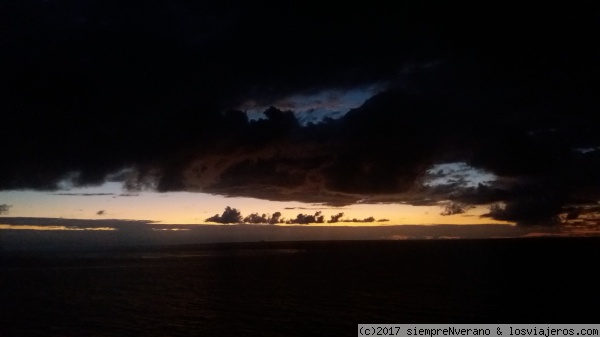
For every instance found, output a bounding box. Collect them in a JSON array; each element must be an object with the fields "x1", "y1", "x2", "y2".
[{"x1": 1, "y1": 238, "x2": 599, "y2": 337}]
